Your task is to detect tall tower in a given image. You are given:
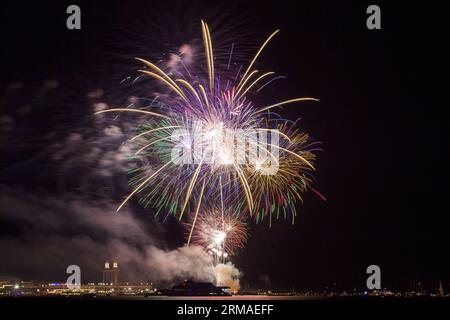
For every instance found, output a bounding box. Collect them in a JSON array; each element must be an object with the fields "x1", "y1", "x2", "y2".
[
  {"x1": 102, "y1": 260, "x2": 119, "y2": 285},
  {"x1": 102, "y1": 261, "x2": 112, "y2": 284},
  {"x1": 439, "y1": 280, "x2": 445, "y2": 296},
  {"x1": 111, "y1": 261, "x2": 120, "y2": 285}
]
